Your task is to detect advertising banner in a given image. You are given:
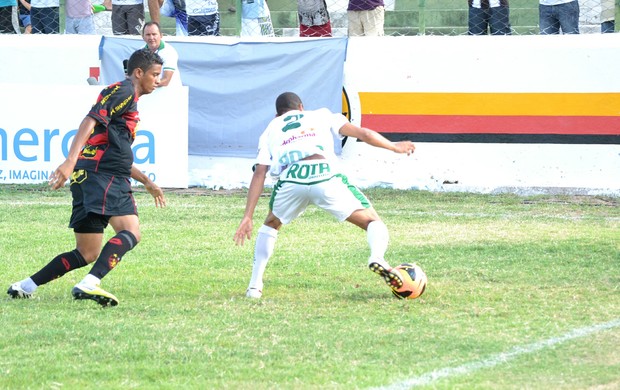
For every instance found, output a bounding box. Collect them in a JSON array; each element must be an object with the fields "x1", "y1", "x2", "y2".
[
  {"x1": 0, "y1": 85, "x2": 189, "y2": 188},
  {"x1": 99, "y1": 36, "x2": 348, "y2": 157}
]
